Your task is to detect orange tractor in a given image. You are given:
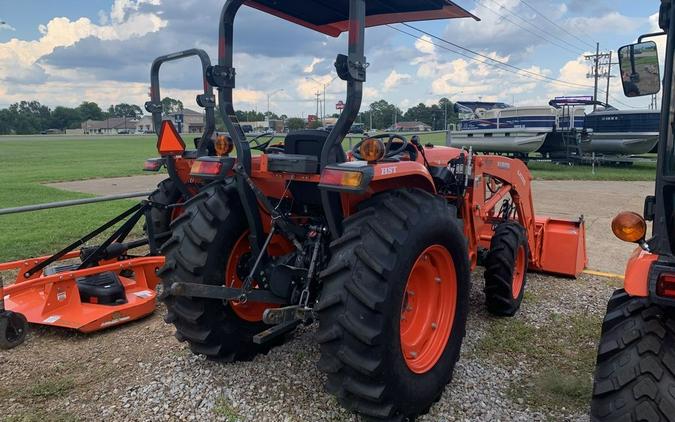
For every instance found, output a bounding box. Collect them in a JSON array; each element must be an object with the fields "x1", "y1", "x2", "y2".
[
  {"x1": 147, "y1": 1, "x2": 586, "y2": 419},
  {"x1": 591, "y1": 2, "x2": 675, "y2": 421}
]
